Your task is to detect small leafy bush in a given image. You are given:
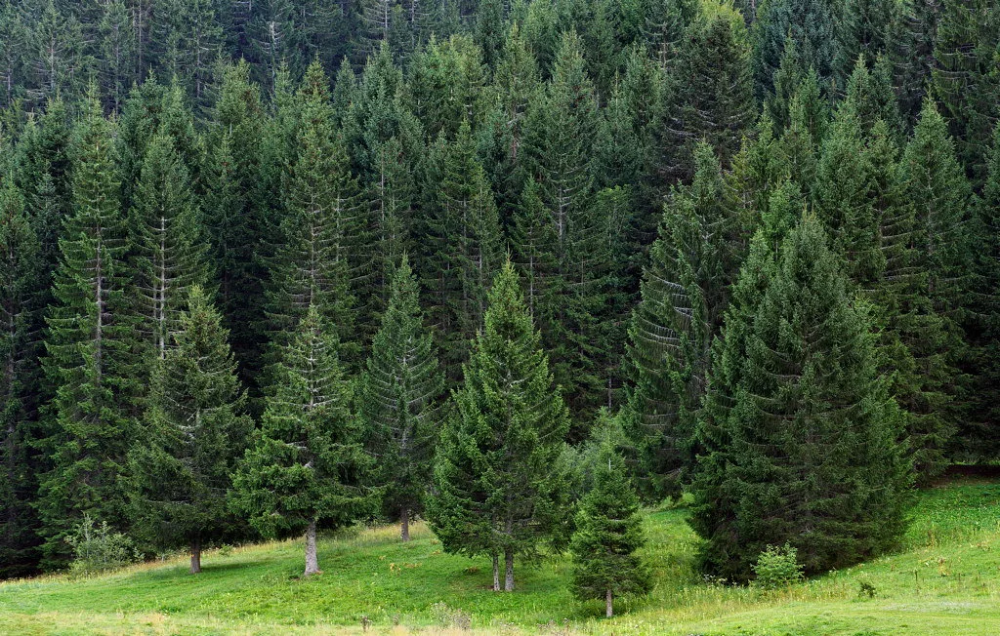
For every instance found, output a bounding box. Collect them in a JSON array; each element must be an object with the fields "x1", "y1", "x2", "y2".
[
  {"x1": 66, "y1": 514, "x2": 141, "y2": 576},
  {"x1": 752, "y1": 543, "x2": 804, "y2": 589}
]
